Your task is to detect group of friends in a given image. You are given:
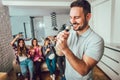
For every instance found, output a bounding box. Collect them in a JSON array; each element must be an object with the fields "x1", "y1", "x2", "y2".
[
  {"x1": 10, "y1": 0, "x2": 104, "y2": 80},
  {"x1": 10, "y1": 35, "x2": 66, "y2": 80}
]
